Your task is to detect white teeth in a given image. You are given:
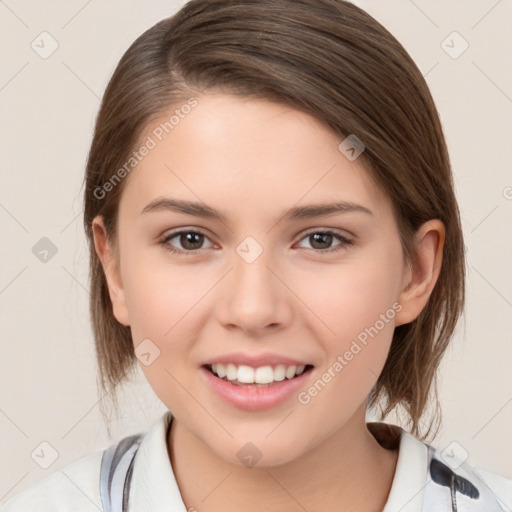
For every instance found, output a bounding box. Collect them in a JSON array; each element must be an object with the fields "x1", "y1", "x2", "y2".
[
  {"x1": 237, "y1": 365, "x2": 255, "y2": 383},
  {"x1": 210, "y1": 363, "x2": 309, "y2": 384},
  {"x1": 225, "y1": 363, "x2": 237, "y2": 380},
  {"x1": 216, "y1": 364, "x2": 227, "y2": 379},
  {"x1": 273, "y1": 365, "x2": 286, "y2": 382},
  {"x1": 254, "y1": 366, "x2": 274, "y2": 384},
  {"x1": 285, "y1": 365, "x2": 297, "y2": 379}
]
